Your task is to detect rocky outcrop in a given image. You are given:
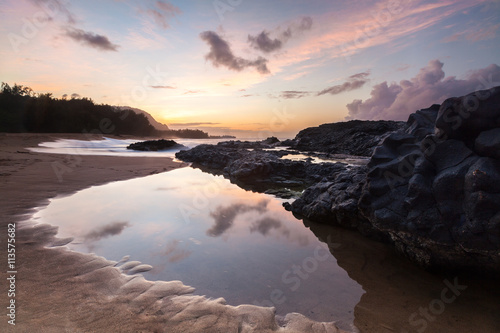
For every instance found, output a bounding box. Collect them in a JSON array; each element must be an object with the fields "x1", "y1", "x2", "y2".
[
  {"x1": 291, "y1": 120, "x2": 405, "y2": 156},
  {"x1": 291, "y1": 87, "x2": 500, "y2": 272},
  {"x1": 176, "y1": 92, "x2": 500, "y2": 272},
  {"x1": 176, "y1": 141, "x2": 349, "y2": 197},
  {"x1": 359, "y1": 87, "x2": 500, "y2": 272},
  {"x1": 285, "y1": 166, "x2": 387, "y2": 240},
  {"x1": 127, "y1": 139, "x2": 182, "y2": 151}
]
